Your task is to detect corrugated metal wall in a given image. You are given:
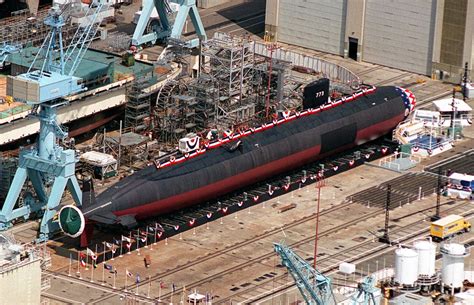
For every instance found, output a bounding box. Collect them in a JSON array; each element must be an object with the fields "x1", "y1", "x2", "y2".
[
  {"x1": 277, "y1": 0, "x2": 346, "y2": 55},
  {"x1": 362, "y1": 0, "x2": 436, "y2": 75}
]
